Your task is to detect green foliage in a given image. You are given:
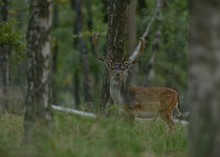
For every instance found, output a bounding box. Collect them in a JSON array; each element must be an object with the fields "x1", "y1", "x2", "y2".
[
  {"x1": 0, "y1": 113, "x2": 188, "y2": 157},
  {"x1": 0, "y1": 20, "x2": 26, "y2": 85},
  {"x1": 0, "y1": 21, "x2": 25, "y2": 54},
  {"x1": 9, "y1": 0, "x2": 189, "y2": 109}
]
